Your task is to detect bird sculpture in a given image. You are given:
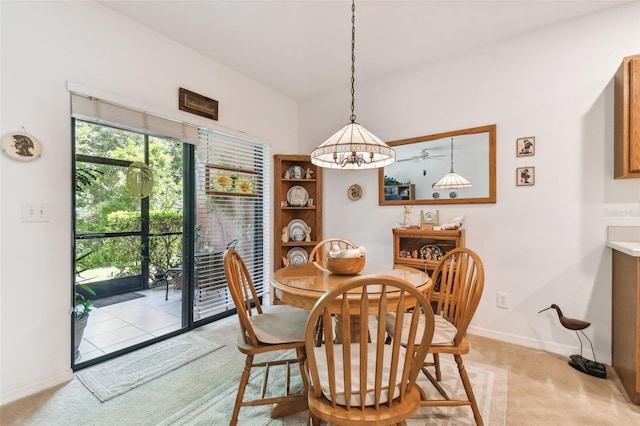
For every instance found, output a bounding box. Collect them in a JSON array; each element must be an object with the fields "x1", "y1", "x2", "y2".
[{"x1": 538, "y1": 304, "x2": 606, "y2": 379}]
